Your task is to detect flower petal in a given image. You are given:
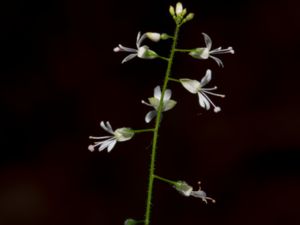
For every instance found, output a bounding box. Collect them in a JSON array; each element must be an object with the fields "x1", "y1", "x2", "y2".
[
  {"x1": 117, "y1": 44, "x2": 137, "y2": 53},
  {"x1": 100, "y1": 121, "x2": 114, "y2": 134},
  {"x1": 163, "y1": 89, "x2": 172, "y2": 101},
  {"x1": 200, "y1": 69, "x2": 212, "y2": 87},
  {"x1": 198, "y1": 93, "x2": 210, "y2": 110},
  {"x1": 136, "y1": 32, "x2": 141, "y2": 46},
  {"x1": 163, "y1": 99, "x2": 177, "y2": 111},
  {"x1": 202, "y1": 33, "x2": 212, "y2": 50},
  {"x1": 210, "y1": 55, "x2": 224, "y2": 67},
  {"x1": 137, "y1": 32, "x2": 147, "y2": 48},
  {"x1": 154, "y1": 86, "x2": 161, "y2": 100},
  {"x1": 121, "y1": 53, "x2": 137, "y2": 63},
  {"x1": 105, "y1": 121, "x2": 114, "y2": 133},
  {"x1": 145, "y1": 110, "x2": 157, "y2": 123},
  {"x1": 180, "y1": 78, "x2": 200, "y2": 94},
  {"x1": 107, "y1": 139, "x2": 117, "y2": 152},
  {"x1": 99, "y1": 139, "x2": 115, "y2": 151}
]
